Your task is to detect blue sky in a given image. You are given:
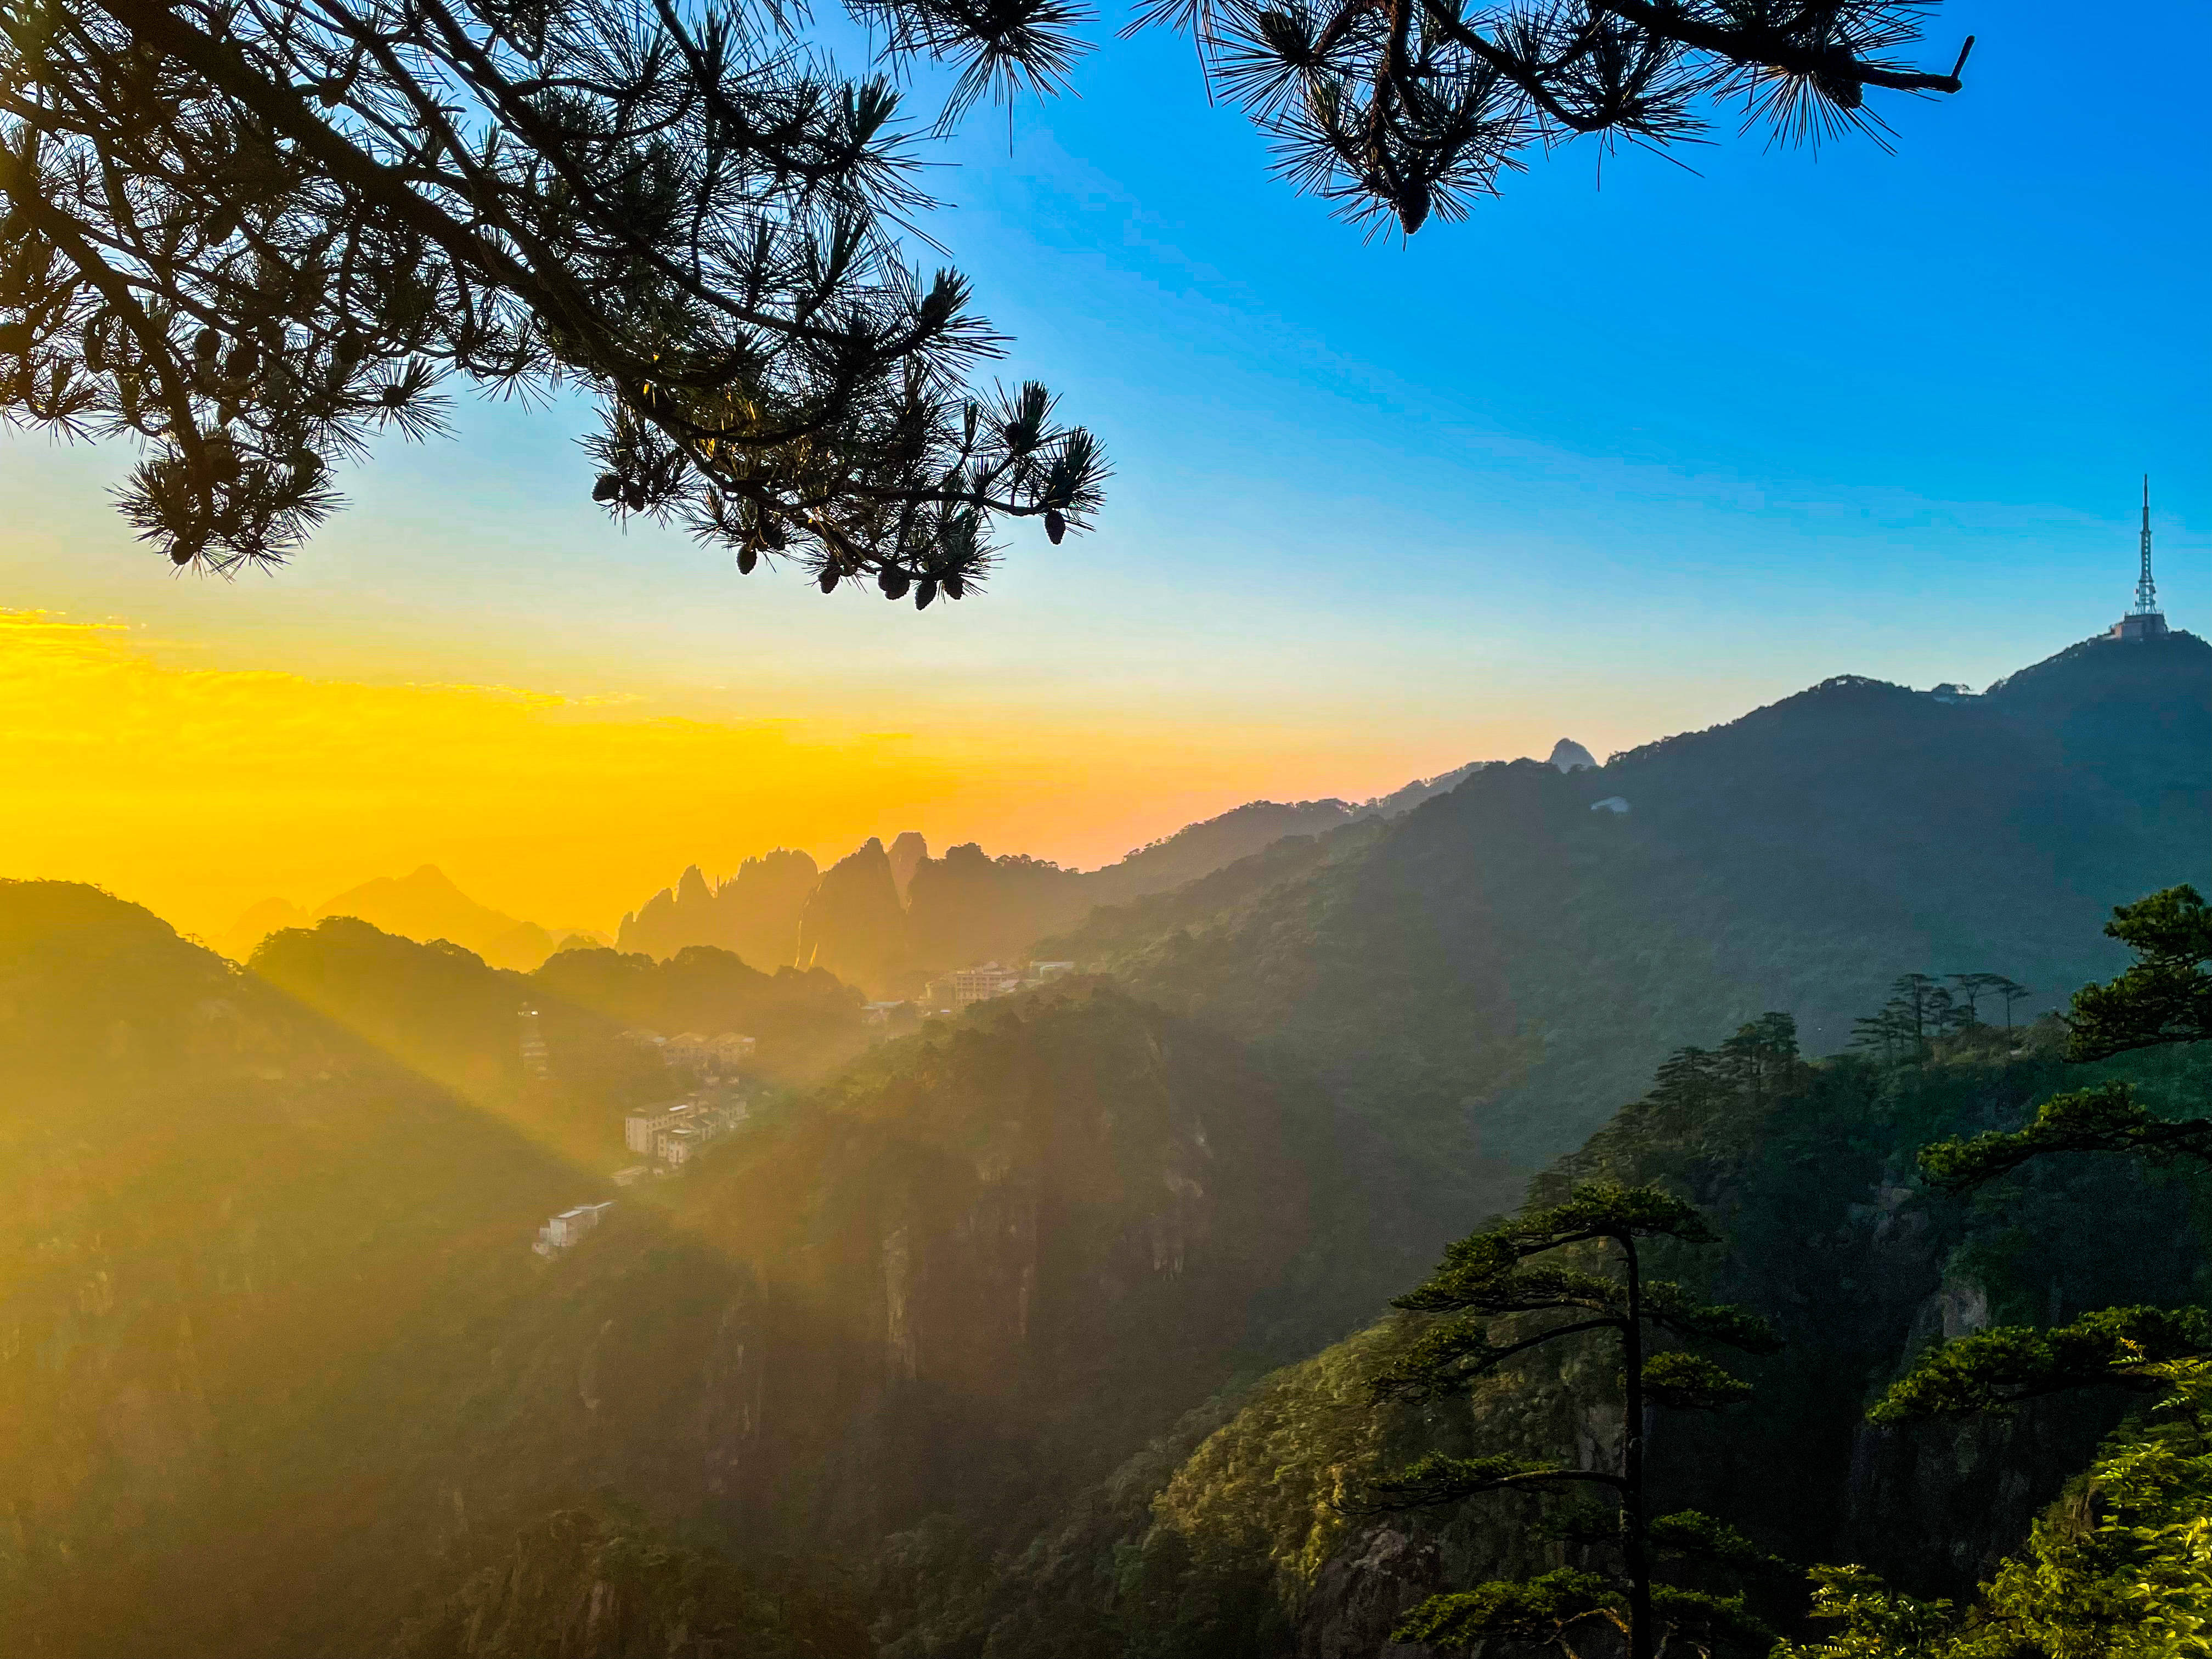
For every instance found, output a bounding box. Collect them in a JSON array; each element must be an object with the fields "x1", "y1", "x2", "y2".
[{"x1": 3, "y1": 0, "x2": 2205, "y2": 883}]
